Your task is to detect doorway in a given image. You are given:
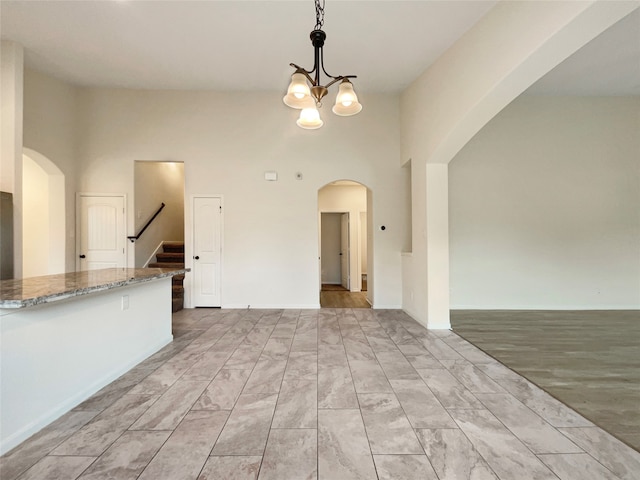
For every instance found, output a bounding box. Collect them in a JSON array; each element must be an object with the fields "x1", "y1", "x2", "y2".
[
  {"x1": 318, "y1": 180, "x2": 371, "y2": 308},
  {"x1": 320, "y1": 212, "x2": 348, "y2": 289},
  {"x1": 134, "y1": 161, "x2": 185, "y2": 268},
  {"x1": 22, "y1": 149, "x2": 65, "y2": 277}
]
